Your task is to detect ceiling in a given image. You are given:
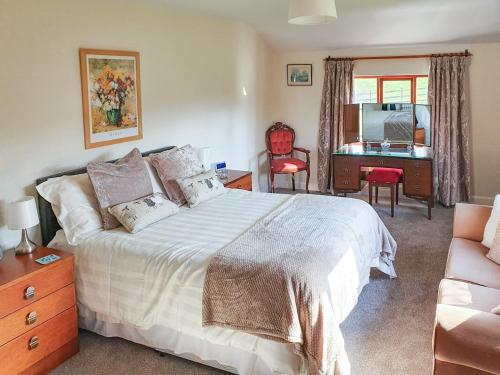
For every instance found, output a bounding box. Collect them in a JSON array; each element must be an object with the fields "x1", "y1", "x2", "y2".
[{"x1": 150, "y1": 0, "x2": 500, "y2": 51}]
